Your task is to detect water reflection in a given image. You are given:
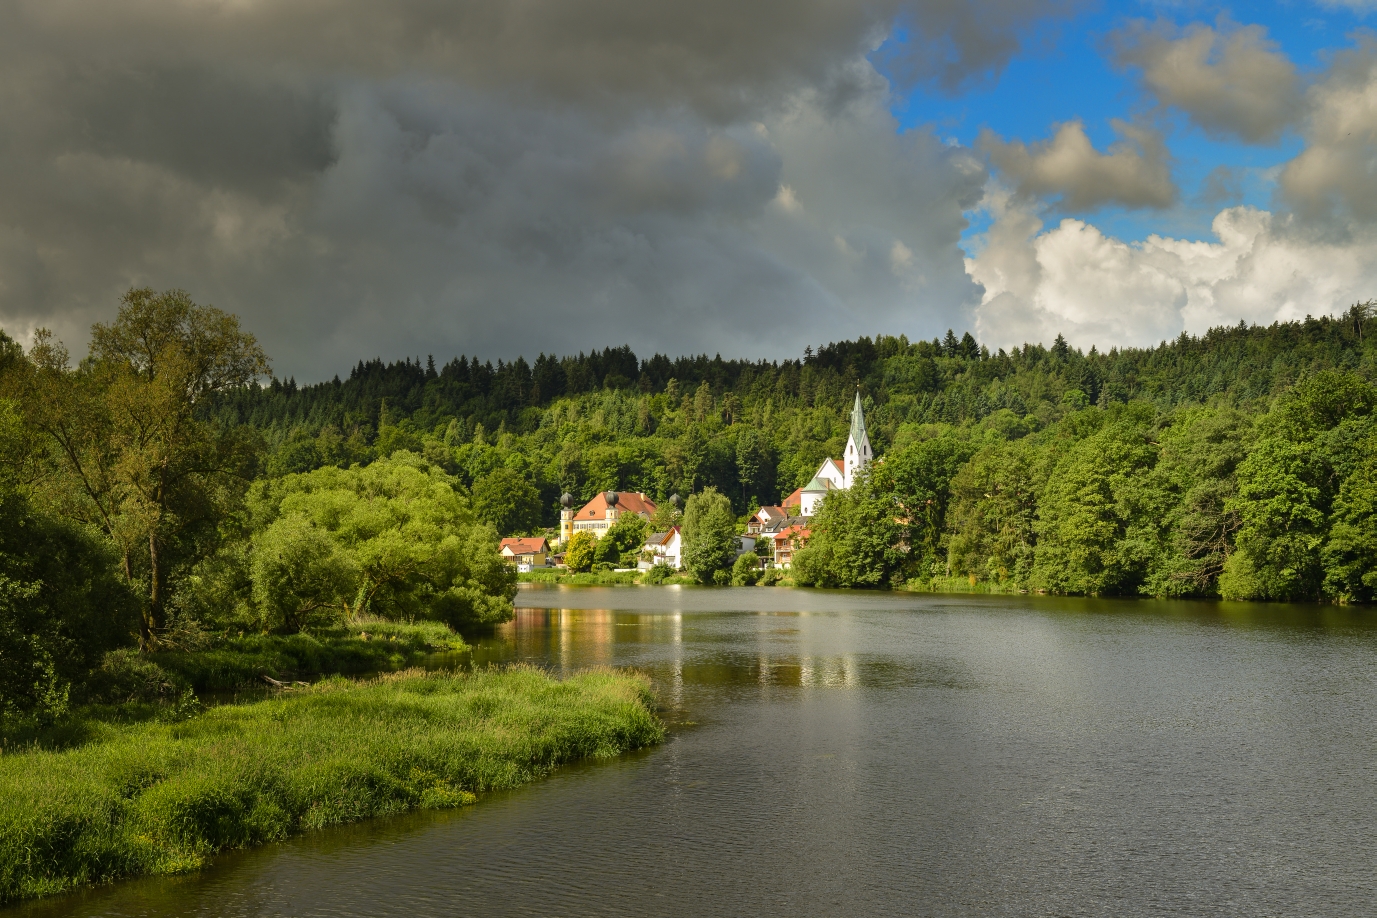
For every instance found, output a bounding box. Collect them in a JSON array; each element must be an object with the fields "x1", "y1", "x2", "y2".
[{"x1": 13, "y1": 587, "x2": 1377, "y2": 918}]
